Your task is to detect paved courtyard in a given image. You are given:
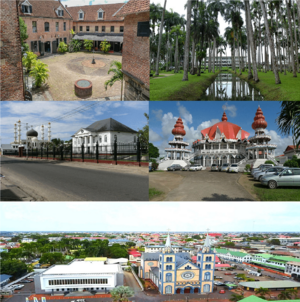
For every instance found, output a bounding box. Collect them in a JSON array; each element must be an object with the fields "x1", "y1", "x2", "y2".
[
  {"x1": 149, "y1": 170, "x2": 256, "y2": 201},
  {"x1": 32, "y1": 52, "x2": 122, "y2": 101}
]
